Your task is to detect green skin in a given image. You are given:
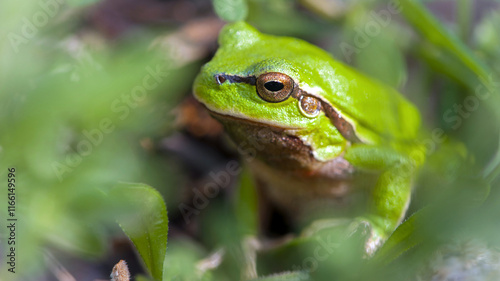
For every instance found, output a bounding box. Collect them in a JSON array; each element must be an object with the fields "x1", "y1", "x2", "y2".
[{"x1": 193, "y1": 22, "x2": 425, "y2": 254}]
